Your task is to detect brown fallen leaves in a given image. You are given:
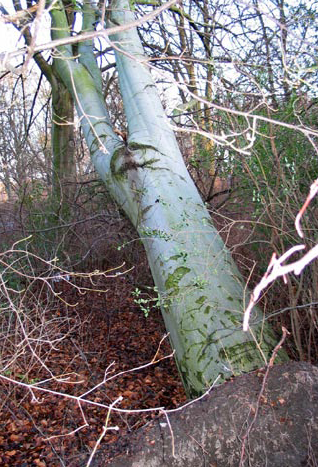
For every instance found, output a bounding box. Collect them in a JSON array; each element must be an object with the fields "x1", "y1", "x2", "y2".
[{"x1": 0, "y1": 276, "x2": 186, "y2": 466}]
